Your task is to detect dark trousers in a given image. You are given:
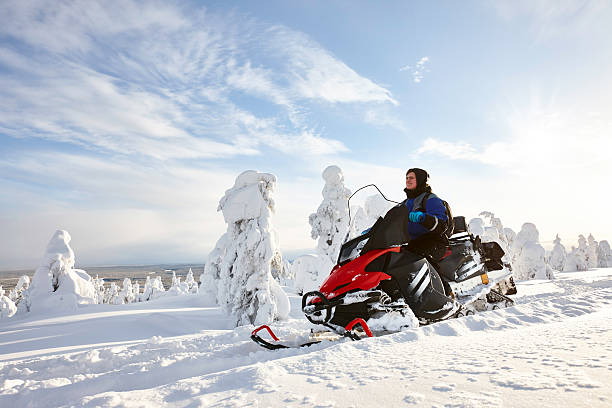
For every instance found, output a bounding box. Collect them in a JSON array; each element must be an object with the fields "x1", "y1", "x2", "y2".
[{"x1": 407, "y1": 234, "x2": 453, "y2": 296}]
